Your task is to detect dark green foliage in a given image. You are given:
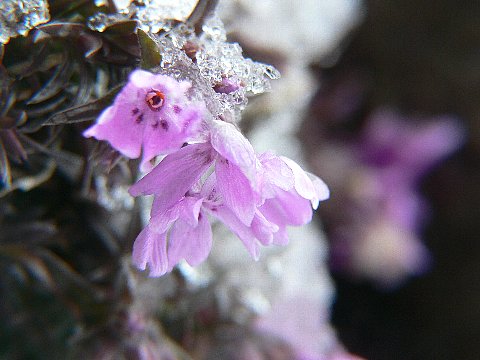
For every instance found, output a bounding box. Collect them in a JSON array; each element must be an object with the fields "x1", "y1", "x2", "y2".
[
  {"x1": 0, "y1": 1, "x2": 274, "y2": 359},
  {"x1": 0, "y1": 1, "x2": 152, "y2": 358}
]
